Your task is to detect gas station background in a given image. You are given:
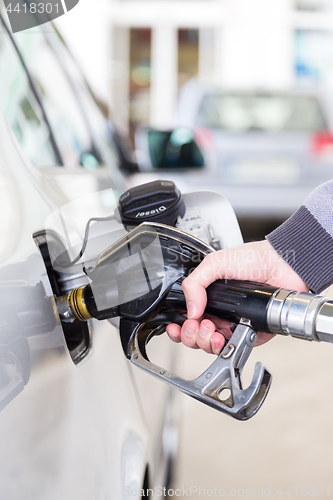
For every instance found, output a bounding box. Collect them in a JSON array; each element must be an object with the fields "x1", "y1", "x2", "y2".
[{"x1": 57, "y1": 0, "x2": 333, "y2": 138}]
